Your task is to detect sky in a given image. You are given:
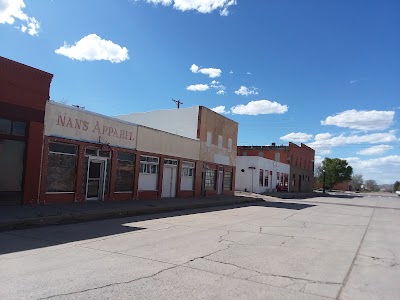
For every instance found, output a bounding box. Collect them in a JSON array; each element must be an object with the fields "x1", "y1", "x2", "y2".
[{"x1": 1, "y1": 0, "x2": 399, "y2": 184}]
